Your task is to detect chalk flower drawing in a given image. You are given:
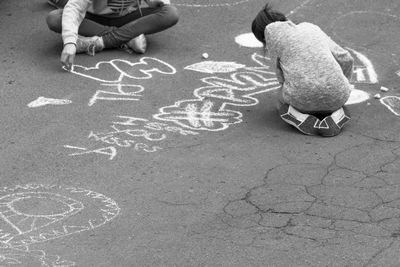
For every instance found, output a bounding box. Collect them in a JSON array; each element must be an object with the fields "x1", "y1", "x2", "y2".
[
  {"x1": 380, "y1": 96, "x2": 400, "y2": 116},
  {"x1": 0, "y1": 184, "x2": 120, "y2": 266},
  {"x1": 184, "y1": 61, "x2": 246, "y2": 74}
]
